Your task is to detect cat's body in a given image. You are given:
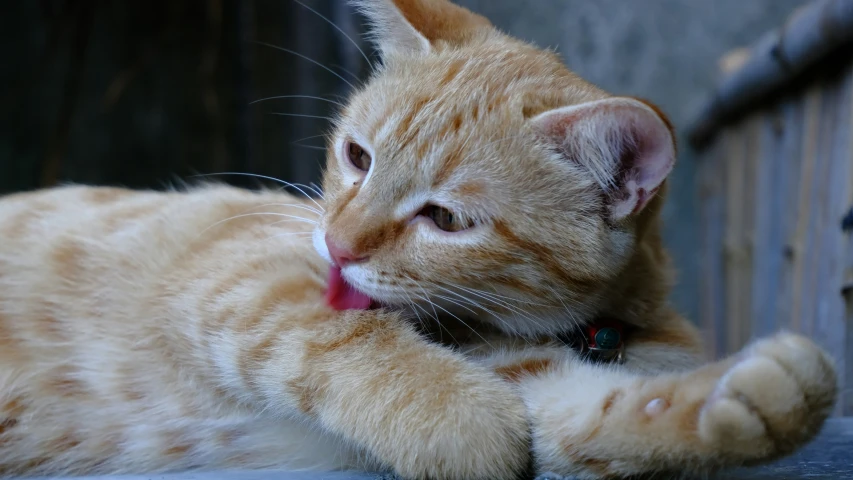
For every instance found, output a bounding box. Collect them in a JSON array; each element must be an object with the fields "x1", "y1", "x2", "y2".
[
  {"x1": 0, "y1": 186, "x2": 364, "y2": 474},
  {"x1": 0, "y1": 1, "x2": 838, "y2": 479}
]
